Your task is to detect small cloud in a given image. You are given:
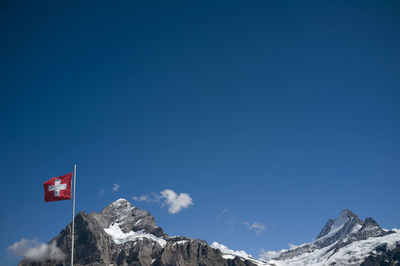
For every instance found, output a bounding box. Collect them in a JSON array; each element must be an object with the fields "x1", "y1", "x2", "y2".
[
  {"x1": 245, "y1": 221, "x2": 266, "y2": 236},
  {"x1": 160, "y1": 189, "x2": 193, "y2": 214},
  {"x1": 7, "y1": 239, "x2": 65, "y2": 262},
  {"x1": 132, "y1": 194, "x2": 150, "y2": 202},
  {"x1": 259, "y1": 248, "x2": 286, "y2": 261},
  {"x1": 112, "y1": 184, "x2": 120, "y2": 192},
  {"x1": 98, "y1": 189, "x2": 105, "y2": 196},
  {"x1": 221, "y1": 208, "x2": 228, "y2": 214},
  {"x1": 289, "y1": 243, "x2": 298, "y2": 250}
]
